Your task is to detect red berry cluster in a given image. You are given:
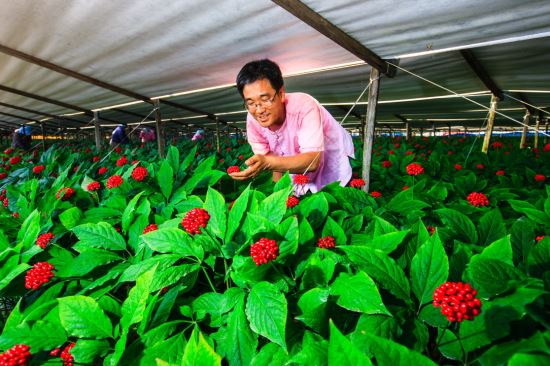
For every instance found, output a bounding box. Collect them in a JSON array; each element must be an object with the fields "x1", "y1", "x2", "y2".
[
  {"x1": 55, "y1": 187, "x2": 75, "y2": 201},
  {"x1": 467, "y1": 192, "x2": 489, "y2": 207},
  {"x1": 350, "y1": 178, "x2": 366, "y2": 188},
  {"x1": 106, "y1": 175, "x2": 124, "y2": 189},
  {"x1": 36, "y1": 233, "x2": 55, "y2": 249},
  {"x1": 535, "y1": 235, "x2": 545, "y2": 243},
  {"x1": 382, "y1": 160, "x2": 392, "y2": 168},
  {"x1": 9, "y1": 156, "x2": 21, "y2": 165},
  {"x1": 370, "y1": 191, "x2": 382, "y2": 198},
  {"x1": 491, "y1": 141, "x2": 504, "y2": 149},
  {"x1": 534, "y1": 174, "x2": 546, "y2": 182},
  {"x1": 32, "y1": 165, "x2": 45, "y2": 174},
  {"x1": 86, "y1": 181, "x2": 101, "y2": 191},
  {"x1": 4, "y1": 148, "x2": 13, "y2": 155},
  {"x1": 92, "y1": 156, "x2": 100, "y2": 162},
  {"x1": 293, "y1": 174, "x2": 309, "y2": 185},
  {"x1": 433, "y1": 282, "x2": 482, "y2": 322},
  {"x1": 142, "y1": 224, "x2": 158, "y2": 234},
  {"x1": 116, "y1": 156, "x2": 128, "y2": 167},
  {"x1": 544, "y1": 143, "x2": 550, "y2": 153},
  {"x1": 426, "y1": 225, "x2": 436, "y2": 235},
  {"x1": 286, "y1": 195, "x2": 300, "y2": 208},
  {"x1": 495, "y1": 169, "x2": 505, "y2": 176},
  {"x1": 406, "y1": 163, "x2": 424, "y2": 176},
  {"x1": 476, "y1": 163, "x2": 485, "y2": 170},
  {"x1": 131, "y1": 166, "x2": 148, "y2": 181},
  {"x1": 181, "y1": 208, "x2": 210, "y2": 235},
  {"x1": 250, "y1": 238, "x2": 279, "y2": 266},
  {"x1": 114, "y1": 147, "x2": 122, "y2": 154},
  {"x1": 25, "y1": 262, "x2": 55, "y2": 290},
  {"x1": 98, "y1": 167, "x2": 108, "y2": 175},
  {"x1": 454, "y1": 164, "x2": 462, "y2": 171},
  {"x1": 0, "y1": 172, "x2": 7, "y2": 180},
  {"x1": 226, "y1": 166, "x2": 240, "y2": 174},
  {"x1": 55, "y1": 342, "x2": 75, "y2": 366},
  {"x1": 0, "y1": 344, "x2": 31, "y2": 366},
  {"x1": 317, "y1": 236, "x2": 335, "y2": 249}
]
